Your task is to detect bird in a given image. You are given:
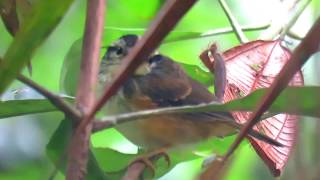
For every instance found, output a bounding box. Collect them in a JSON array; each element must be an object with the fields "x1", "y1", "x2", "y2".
[{"x1": 98, "y1": 34, "x2": 280, "y2": 168}]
